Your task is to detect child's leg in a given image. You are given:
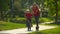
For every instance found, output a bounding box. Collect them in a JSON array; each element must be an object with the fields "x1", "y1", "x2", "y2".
[
  {"x1": 26, "y1": 19, "x2": 30, "y2": 31},
  {"x1": 27, "y1": 18, "x2": 32, "y2": 31},
  {"x1": 27, "y1": 25, "x2": 31, "y2": 31},
  {"x1": 28, "y1": 19, "x2": 32, "y2": 31},
  {"x1": 28, "y1": 27, "x2": 30, "y2": 31}
]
